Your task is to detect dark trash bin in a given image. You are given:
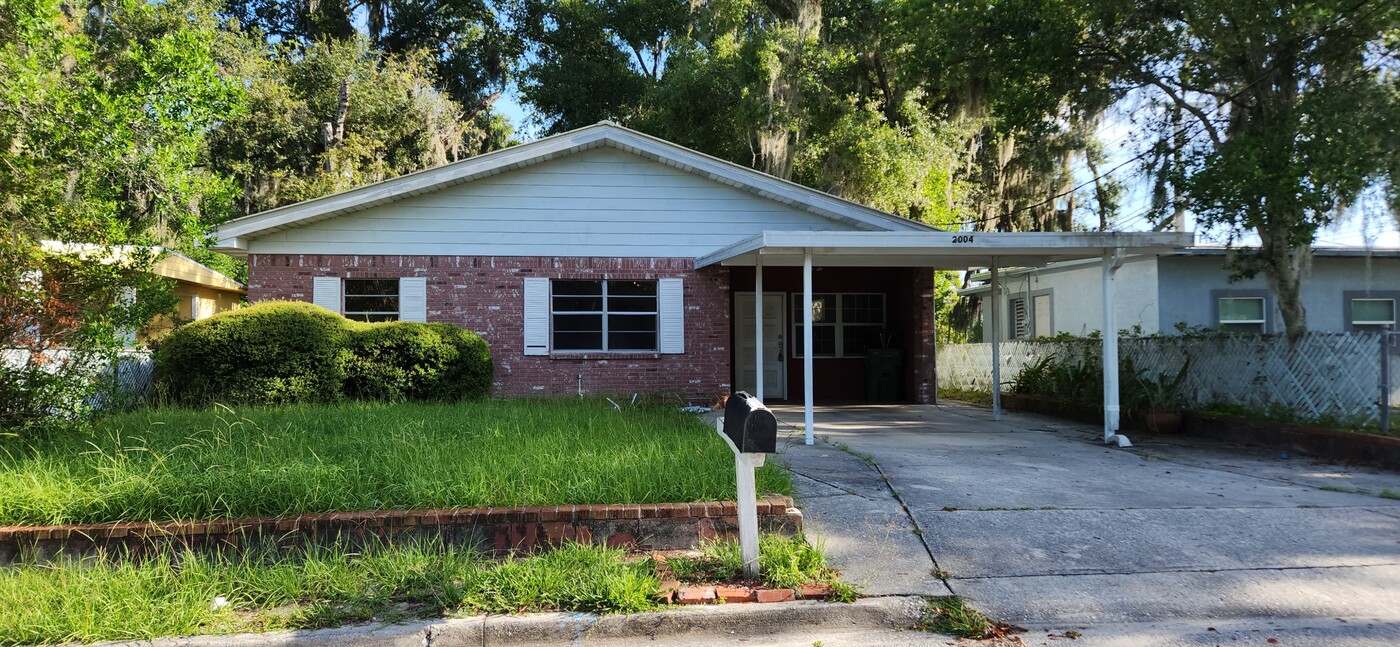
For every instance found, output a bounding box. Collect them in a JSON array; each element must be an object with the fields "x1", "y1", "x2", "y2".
[{"x1": 865, "y1": 349, "x2": 904, "y2": 402}]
